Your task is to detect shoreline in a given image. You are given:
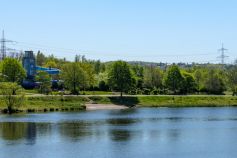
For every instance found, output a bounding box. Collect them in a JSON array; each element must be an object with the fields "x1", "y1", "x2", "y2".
[
  {"x1": 0, "y1": 95, "x2": 237, "y2": 114},
  {"x1": 86, "y1": 103, "x2": 128, "y2": 110}
]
